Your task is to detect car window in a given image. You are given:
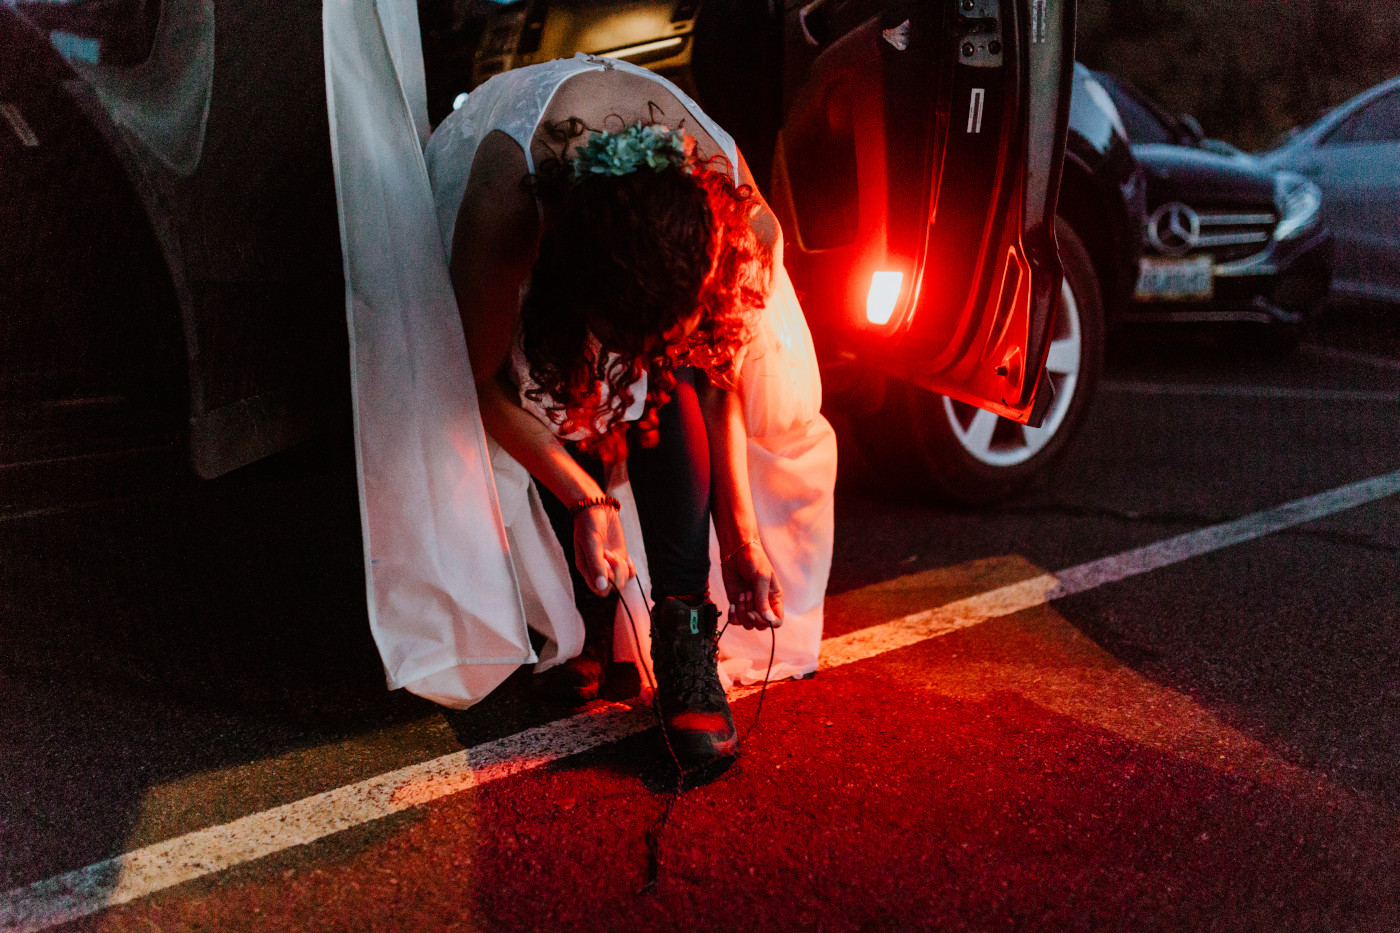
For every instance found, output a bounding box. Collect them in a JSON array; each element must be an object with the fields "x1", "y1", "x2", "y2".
[
  {"x1": 1103, "y1": 82, "x2": 1176, "y2": 145},
  {"x1": 1325, "y1": 90, "x2": 1400, "y2": 145}
]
